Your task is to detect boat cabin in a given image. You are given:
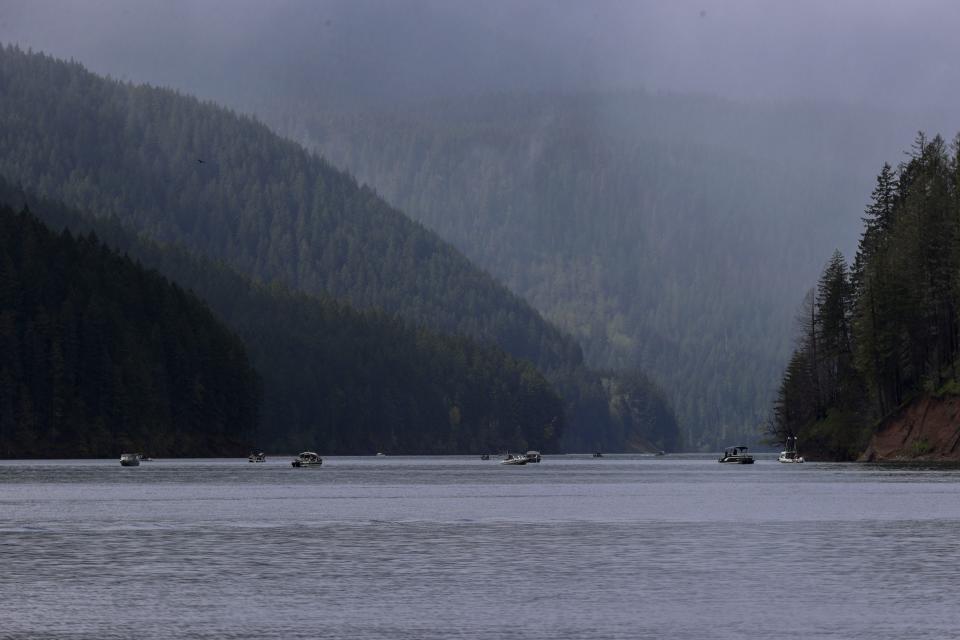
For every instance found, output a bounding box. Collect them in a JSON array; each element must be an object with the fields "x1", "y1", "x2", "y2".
[
  {"x1": 292, "y1": 451, "x2": 322, "y2": 467},
  {"x1": 778, "y1": 436, "x2": 805, "y2": 463},
  {"x1": 120, "y1": 453, "x2": 140, "y2": 467},
  {"x1": 718, "y1": 446, "x2": 755, "y2": 464}
]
